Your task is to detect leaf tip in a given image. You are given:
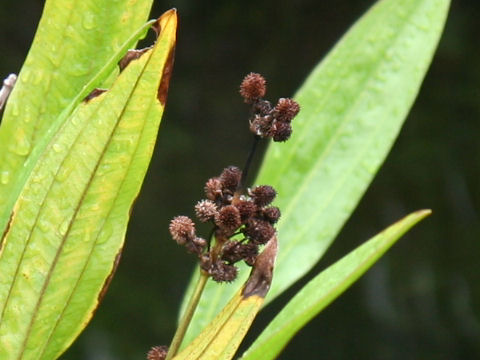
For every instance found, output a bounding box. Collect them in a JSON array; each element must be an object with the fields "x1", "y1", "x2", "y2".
[
  {"x1": 154, "y1": 9, "x2": 177, "y2": 106},
  {"x1": 415, "y1": 208, "x2": 433, "y2": 219},
  {"x1": 152, "y1": 8, "x2": 178, "y2": 39}
]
